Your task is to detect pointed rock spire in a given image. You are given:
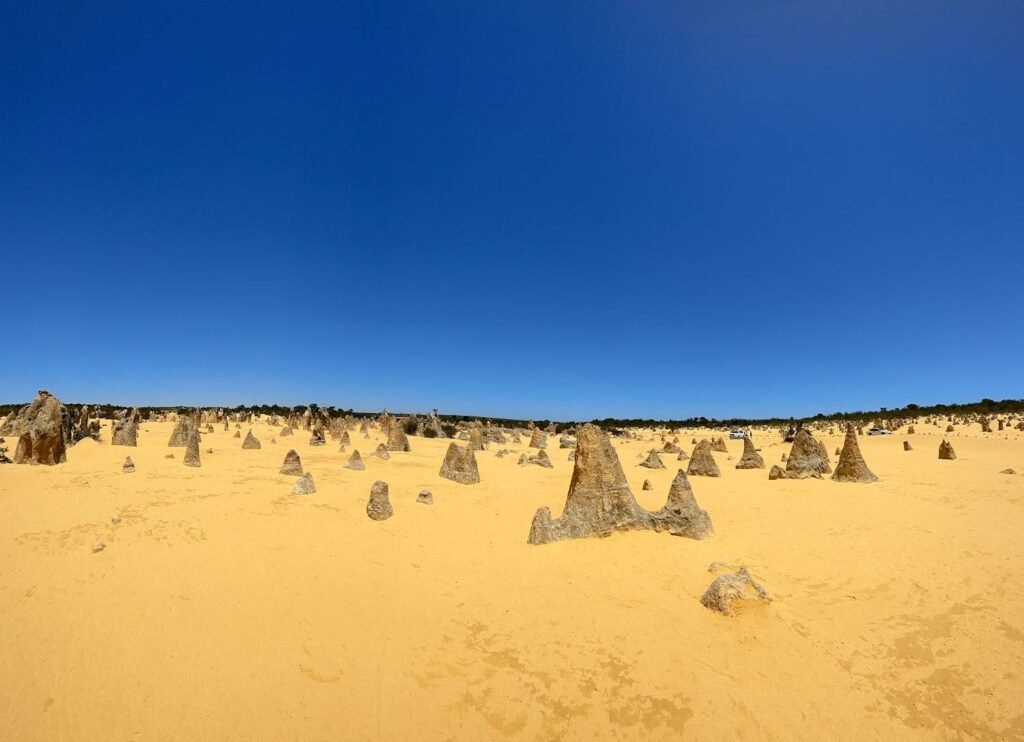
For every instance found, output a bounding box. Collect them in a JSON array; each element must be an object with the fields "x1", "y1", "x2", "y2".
[
  {"x1": 438, "y1": 442, "x2": 480, "y2": 484},
  {"x1": 735, "y1": 435, "x2": 764, "y2": 469},
  {"x1": 832, "y1": 425, "x2": 877, "y2": 482},
  {"x1": 686, "y1": 440, "x2": 721, "y2": 477}
]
